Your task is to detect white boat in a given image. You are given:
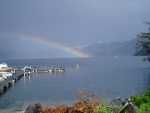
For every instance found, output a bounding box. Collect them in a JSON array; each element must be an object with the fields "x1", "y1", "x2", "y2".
[
  {"x1": 0, "y1": 77, "x2": 4, "y2": 82},
  {"x1": 0, "y1": 63, "x2": 13, "y2": 72},
  {"x1": 0, "y1": 74, "x2": 7, "y2": 82},
  {"x1": 0, "y1": 67, "x2": 12, "y2": 72},
  {"x1": 24, "y1": 66, "x2": 32, "y2": 75},
  {"x1": 0, "y1": 62, "x2": 14, "y2": 82},
  {"x1": 0, "y1": 63, "x2": 8, "y2": 69},
  {"x1": 0, "y1": 71, "x2": 13, "y2": 77}
]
